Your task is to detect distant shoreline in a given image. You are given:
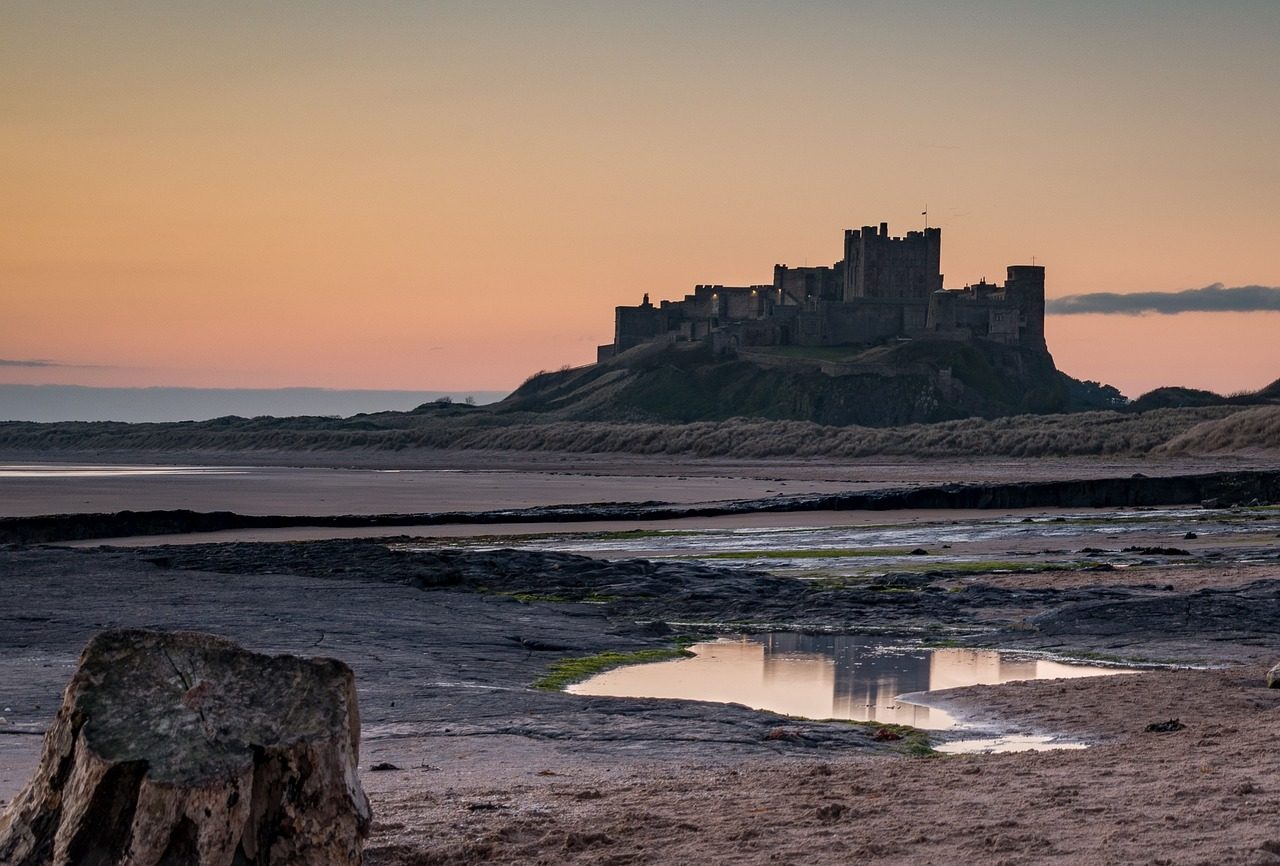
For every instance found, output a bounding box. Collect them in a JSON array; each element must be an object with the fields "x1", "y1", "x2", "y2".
[{"x1": 0, "y1": 384, "x2": 509, "y2": 423}]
